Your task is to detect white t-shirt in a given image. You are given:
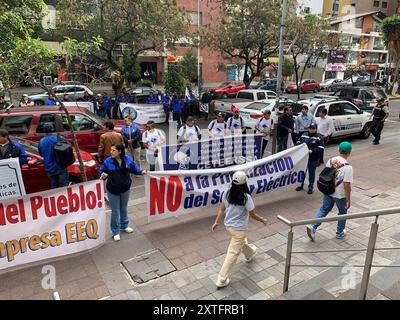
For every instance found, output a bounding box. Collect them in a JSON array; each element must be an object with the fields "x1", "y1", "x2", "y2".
[
  {"x1": 223, "y1": 192, "x2": 255, "y2": 230},
  {"x1": 208, "y1": 120, "x2": 226, "y2": 138},
  {"x1": 142, "y1": 129, "x2": 165, "y2": 154},
  {"x1": 256, "y1": 118, "x2": 272, "y2": 141},
  {"x1": 178, "y1": 125, "x2": 200, "y2": 143},
  {"x1": 317, "y1": 116, "x2": 335, "y2": 137},
  {"x1": 227, "y1": 116, "x2": 243, "y2": 135},
  {"x1": 327, "y1": 156, "x2": 353, "y2": 199}
]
